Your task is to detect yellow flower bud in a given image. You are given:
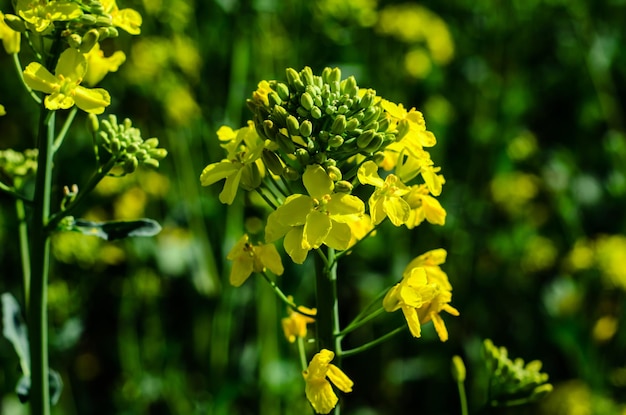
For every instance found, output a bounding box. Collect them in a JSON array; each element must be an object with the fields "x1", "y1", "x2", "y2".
[
  {"x1": 3, "y1": 14, "x2": 26, "y2": 32},
  {"x1": 451, "y1": 355, "x2": 466, "y2": 382}
]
